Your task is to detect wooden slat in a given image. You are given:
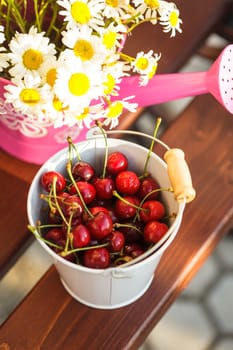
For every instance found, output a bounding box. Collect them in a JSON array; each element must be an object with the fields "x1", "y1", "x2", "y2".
[{"x1": 1, "y1": 94, "x2": 232, "y2": 350}]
